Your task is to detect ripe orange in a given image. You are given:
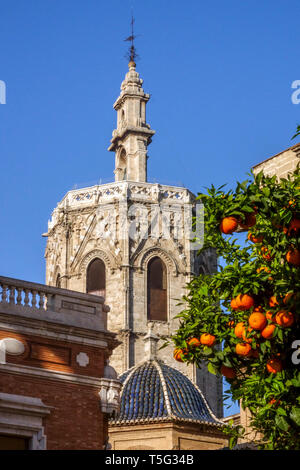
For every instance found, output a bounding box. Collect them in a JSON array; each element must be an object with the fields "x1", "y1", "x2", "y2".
[
  {"x1": 266, "y1": 358, "x2": 283, "y2": 374},
  {"x1": 220, "y1": 217, "x2": 239, "y2": 234},
  {"x1": 227, "y1": 320, "x2": 235, "y2": 328},
  {"x1": 173, "y1": 348, "x2": 187, "y2": 362},
  {"x1": 234, "y1": 322, "x2": 245, "y2": 338},
  {"x1": 200, "y1": 333, "x2": 216, "y2": 347},
  {"x1": 266, "y1": 310, "x2": 275, "y2": 323},
  {"x1": 235, "y1": 294, "x2": 255, "y2": 310},
  {"x1": 261, "y1": 324, "x2": 276, "y2": 339},
  {"x1": 220, "y1": 365, "x2": 236, "y2": 379},
  {"x1": 286, "y1": 248, "x2": 300, "y2": 266},
  {"x1": 248, "y1": 232, "x2": 263, "y2": 243},
  {"x1": 242, "y1": 326, "x2": 254, "y2": 343},
  {"x1": 236, "y1": 343, "x2": 252, "y2": 356},
  {"x1": 249, "y1": 312, "x2": 267, "y2": 330},
  {"x1": 230, "y1": 297, "x2": 239, "y2": 310},
  {"x1": 275, "y1": 310, "x2": 294, "y2": 328},
  {"x1": 187, "y1": 337, "x2": 201, "y2": 348},
  {"x1": 269, "y1": 296, "x2": 279, "y2": 308}
]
